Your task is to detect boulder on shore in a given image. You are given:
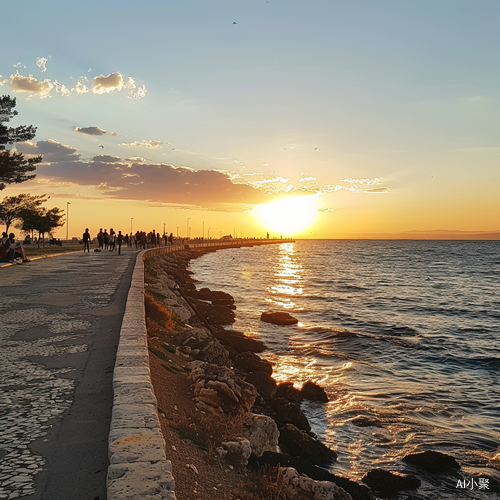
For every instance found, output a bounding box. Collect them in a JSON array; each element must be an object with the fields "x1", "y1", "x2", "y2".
[
  {"x1": 362, "y1": 468, "x2": 420, "y2": 494},
  {"x1": 270, "y1": 398, "x2": 311, "y2": 432},
  {"x1": 249, "y1": 452, "x2": 375, "y2": 500},
  {"x1": 280, "y1": 467, "x2": 352, "y2": 500},
  {"x1": 279, "y1": 423, "x2": 337, "y2": 465},
  {"x1": 275, "y1": 382, "x2": 303, "y2": 403},
  {"x1": 241, "y1": 414, "x2": 280, "y2": 457},
  {"x1": 301, "y1": 381, "x2": 329, "y2": 402},
  {"x1": 402, "y1": 450, "x2": 460, "y2": 473},
  {"x1": 245, "y1": 371, "x2": 278, "y2": 401},
  {"x1": 234, "y1": 351, "x2": 273, "y2": 375},
  {"x1": 261, "y1": 311, "x2": 298, "y2": 325}
]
